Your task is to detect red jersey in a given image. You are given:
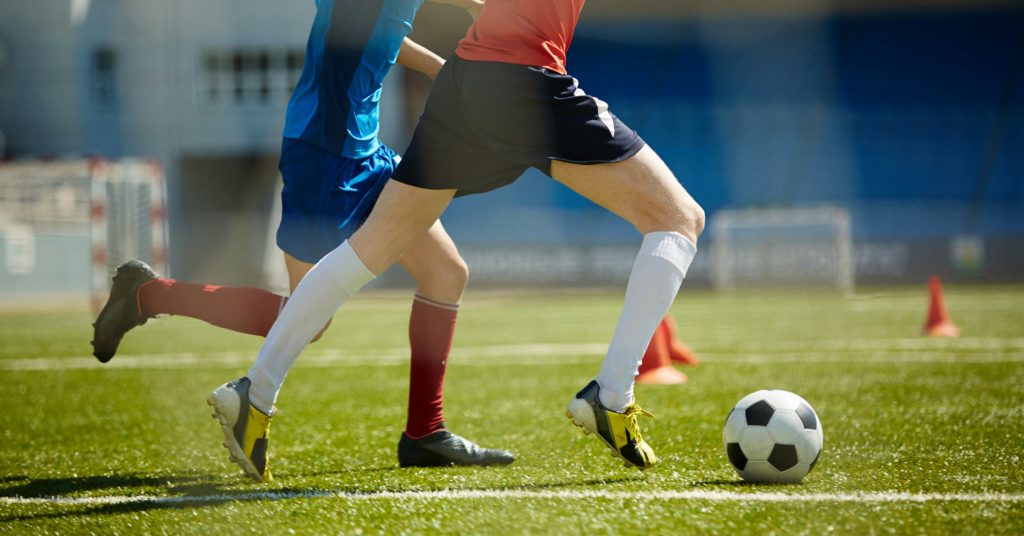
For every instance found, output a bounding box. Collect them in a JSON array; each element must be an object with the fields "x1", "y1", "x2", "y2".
[{"x1": 455, "y1": 0, "x2": 585, "y2": 75}]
